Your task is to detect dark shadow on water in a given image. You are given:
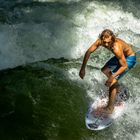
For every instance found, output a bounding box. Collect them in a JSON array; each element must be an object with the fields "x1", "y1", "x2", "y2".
[{"x1": 0, "y1": 59, "x2": 90, "y2": 140}]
